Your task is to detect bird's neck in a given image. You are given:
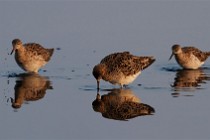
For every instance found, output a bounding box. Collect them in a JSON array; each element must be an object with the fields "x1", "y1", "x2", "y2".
[{"x1": 15, "y1": 46, "x2": 26, "y2": 60}]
